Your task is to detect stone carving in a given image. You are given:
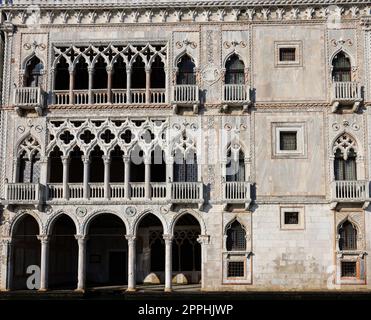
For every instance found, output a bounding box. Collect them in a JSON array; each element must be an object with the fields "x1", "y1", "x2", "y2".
[
  {"x1": 201, "y1": 64, "x2": 221, "y2": 86},
  {"x1": 125, "y1": 206, "x2": 137, "y2": 217},
  {"x1": 331, "y1": 39, "x2": 353, "y2": 47},
  {"x1": 223, "y1": 41, "x2": 247, "y2": 49},
  {"x1": 175, "y1": 39, "x2": 197, "y2": 49},
  {"x1": 23, "y1": 41, "x2": 46, "y2": 51},
  {"x1": 76, "y1": 207, "x2": 87, "y2": 217}
]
